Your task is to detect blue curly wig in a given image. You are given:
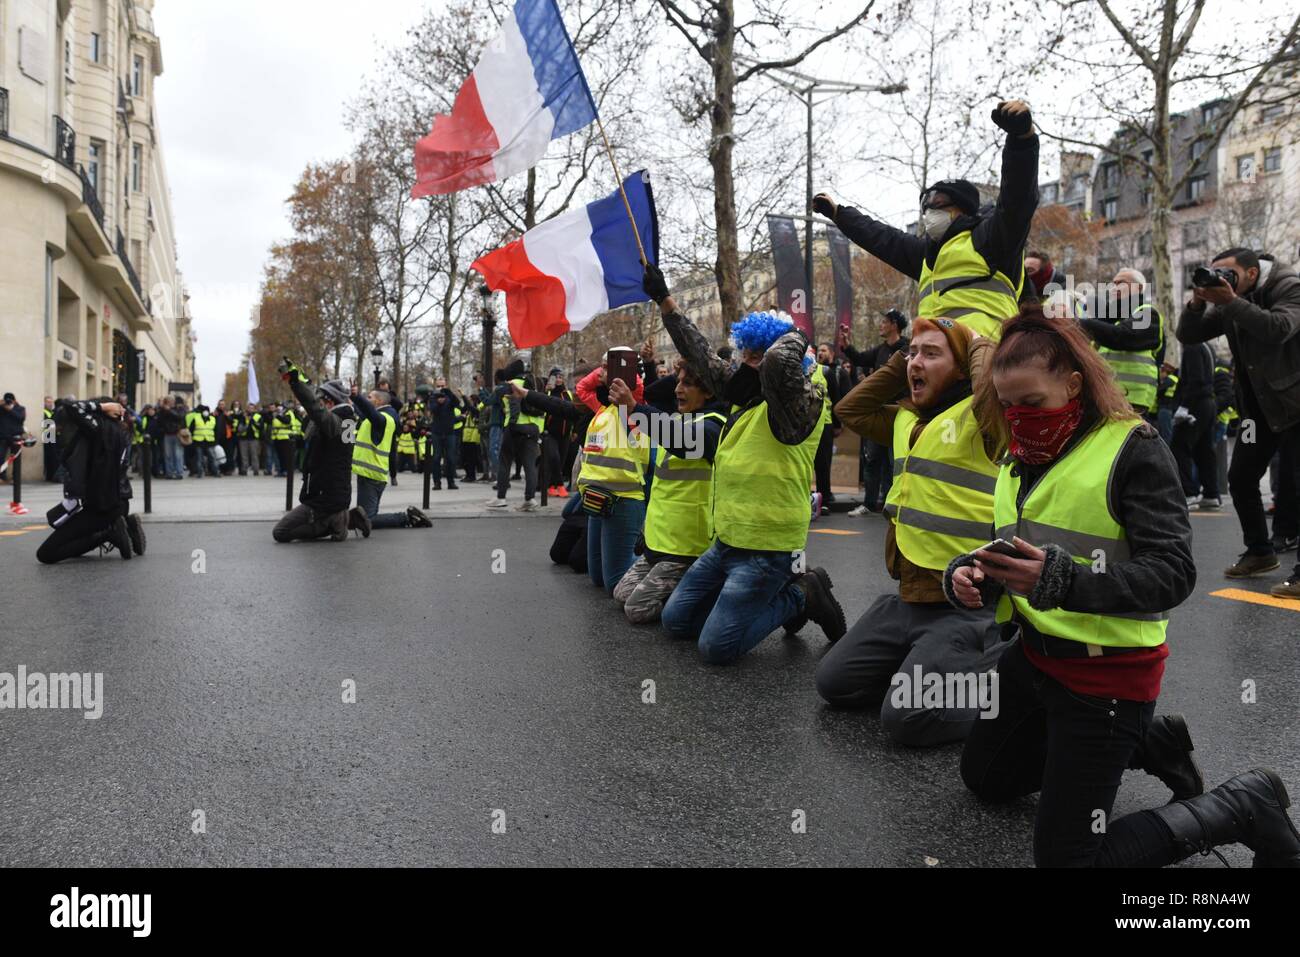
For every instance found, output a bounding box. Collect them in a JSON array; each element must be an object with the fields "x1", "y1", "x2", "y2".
[{"x1": 730, "y1": 311, "x2": 794, "y2": 355}]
